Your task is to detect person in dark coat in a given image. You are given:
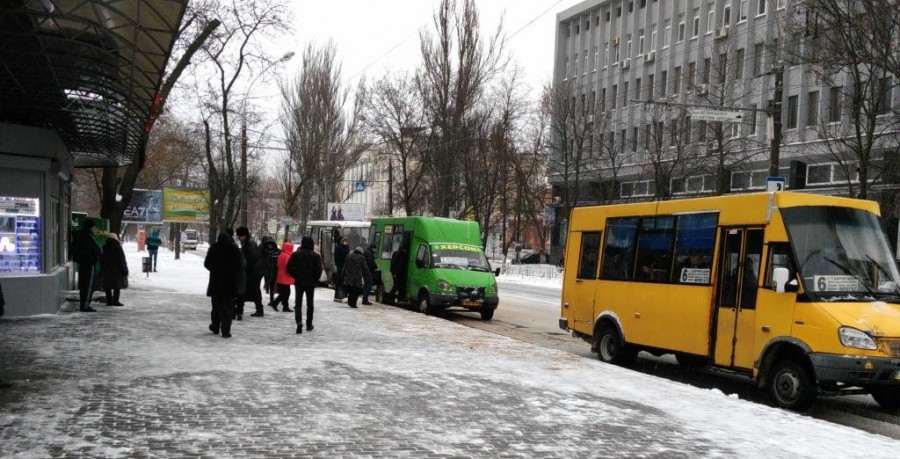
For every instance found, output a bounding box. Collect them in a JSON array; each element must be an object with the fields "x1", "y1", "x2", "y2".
[
  {"x1": 145, "y1": 229, "x2": 162, "y2": 272},
  {"x1": 272, "y1": 241, "x2": 294, "y2": 312},
  {"x1": 389, "y1": 245, "x2": 408, "y2": 303},
  {"x1": 286, "y1": 236, "x2": 323, "y2": 334},
  {"x1": 73, "y1": 219, "x2": 102, "y2": 312},
  {"x1": 205, "y1": 232, "x2": 242, "y2": 338},
  {"x1": 362, "y1": 243, "x2": 379, "y2": 305},
  {"x1": 333, "y1": 236, "x2": 349, "y2": 302},
  {"x1": 342, "y1": 247, "x2": 371, "y2": 308},
  {"x1": 236, "y1": 227, "x2": 265, "y2": 317},
  {"x1": 101, "y1": 233, "x2": 128, "y2": 306},
  {"x1": 260, "y1": 236, "x2": 280, "y2": 304},
  {"x1": 226, "y1": 228, "x2": 247, "y2": 320}
]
